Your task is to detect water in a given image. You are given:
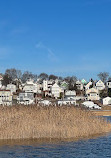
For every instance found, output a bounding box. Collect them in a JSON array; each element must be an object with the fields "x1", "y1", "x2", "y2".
[{"x1": 0, "y1": 117, "x2": 111, "y2": 158}]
